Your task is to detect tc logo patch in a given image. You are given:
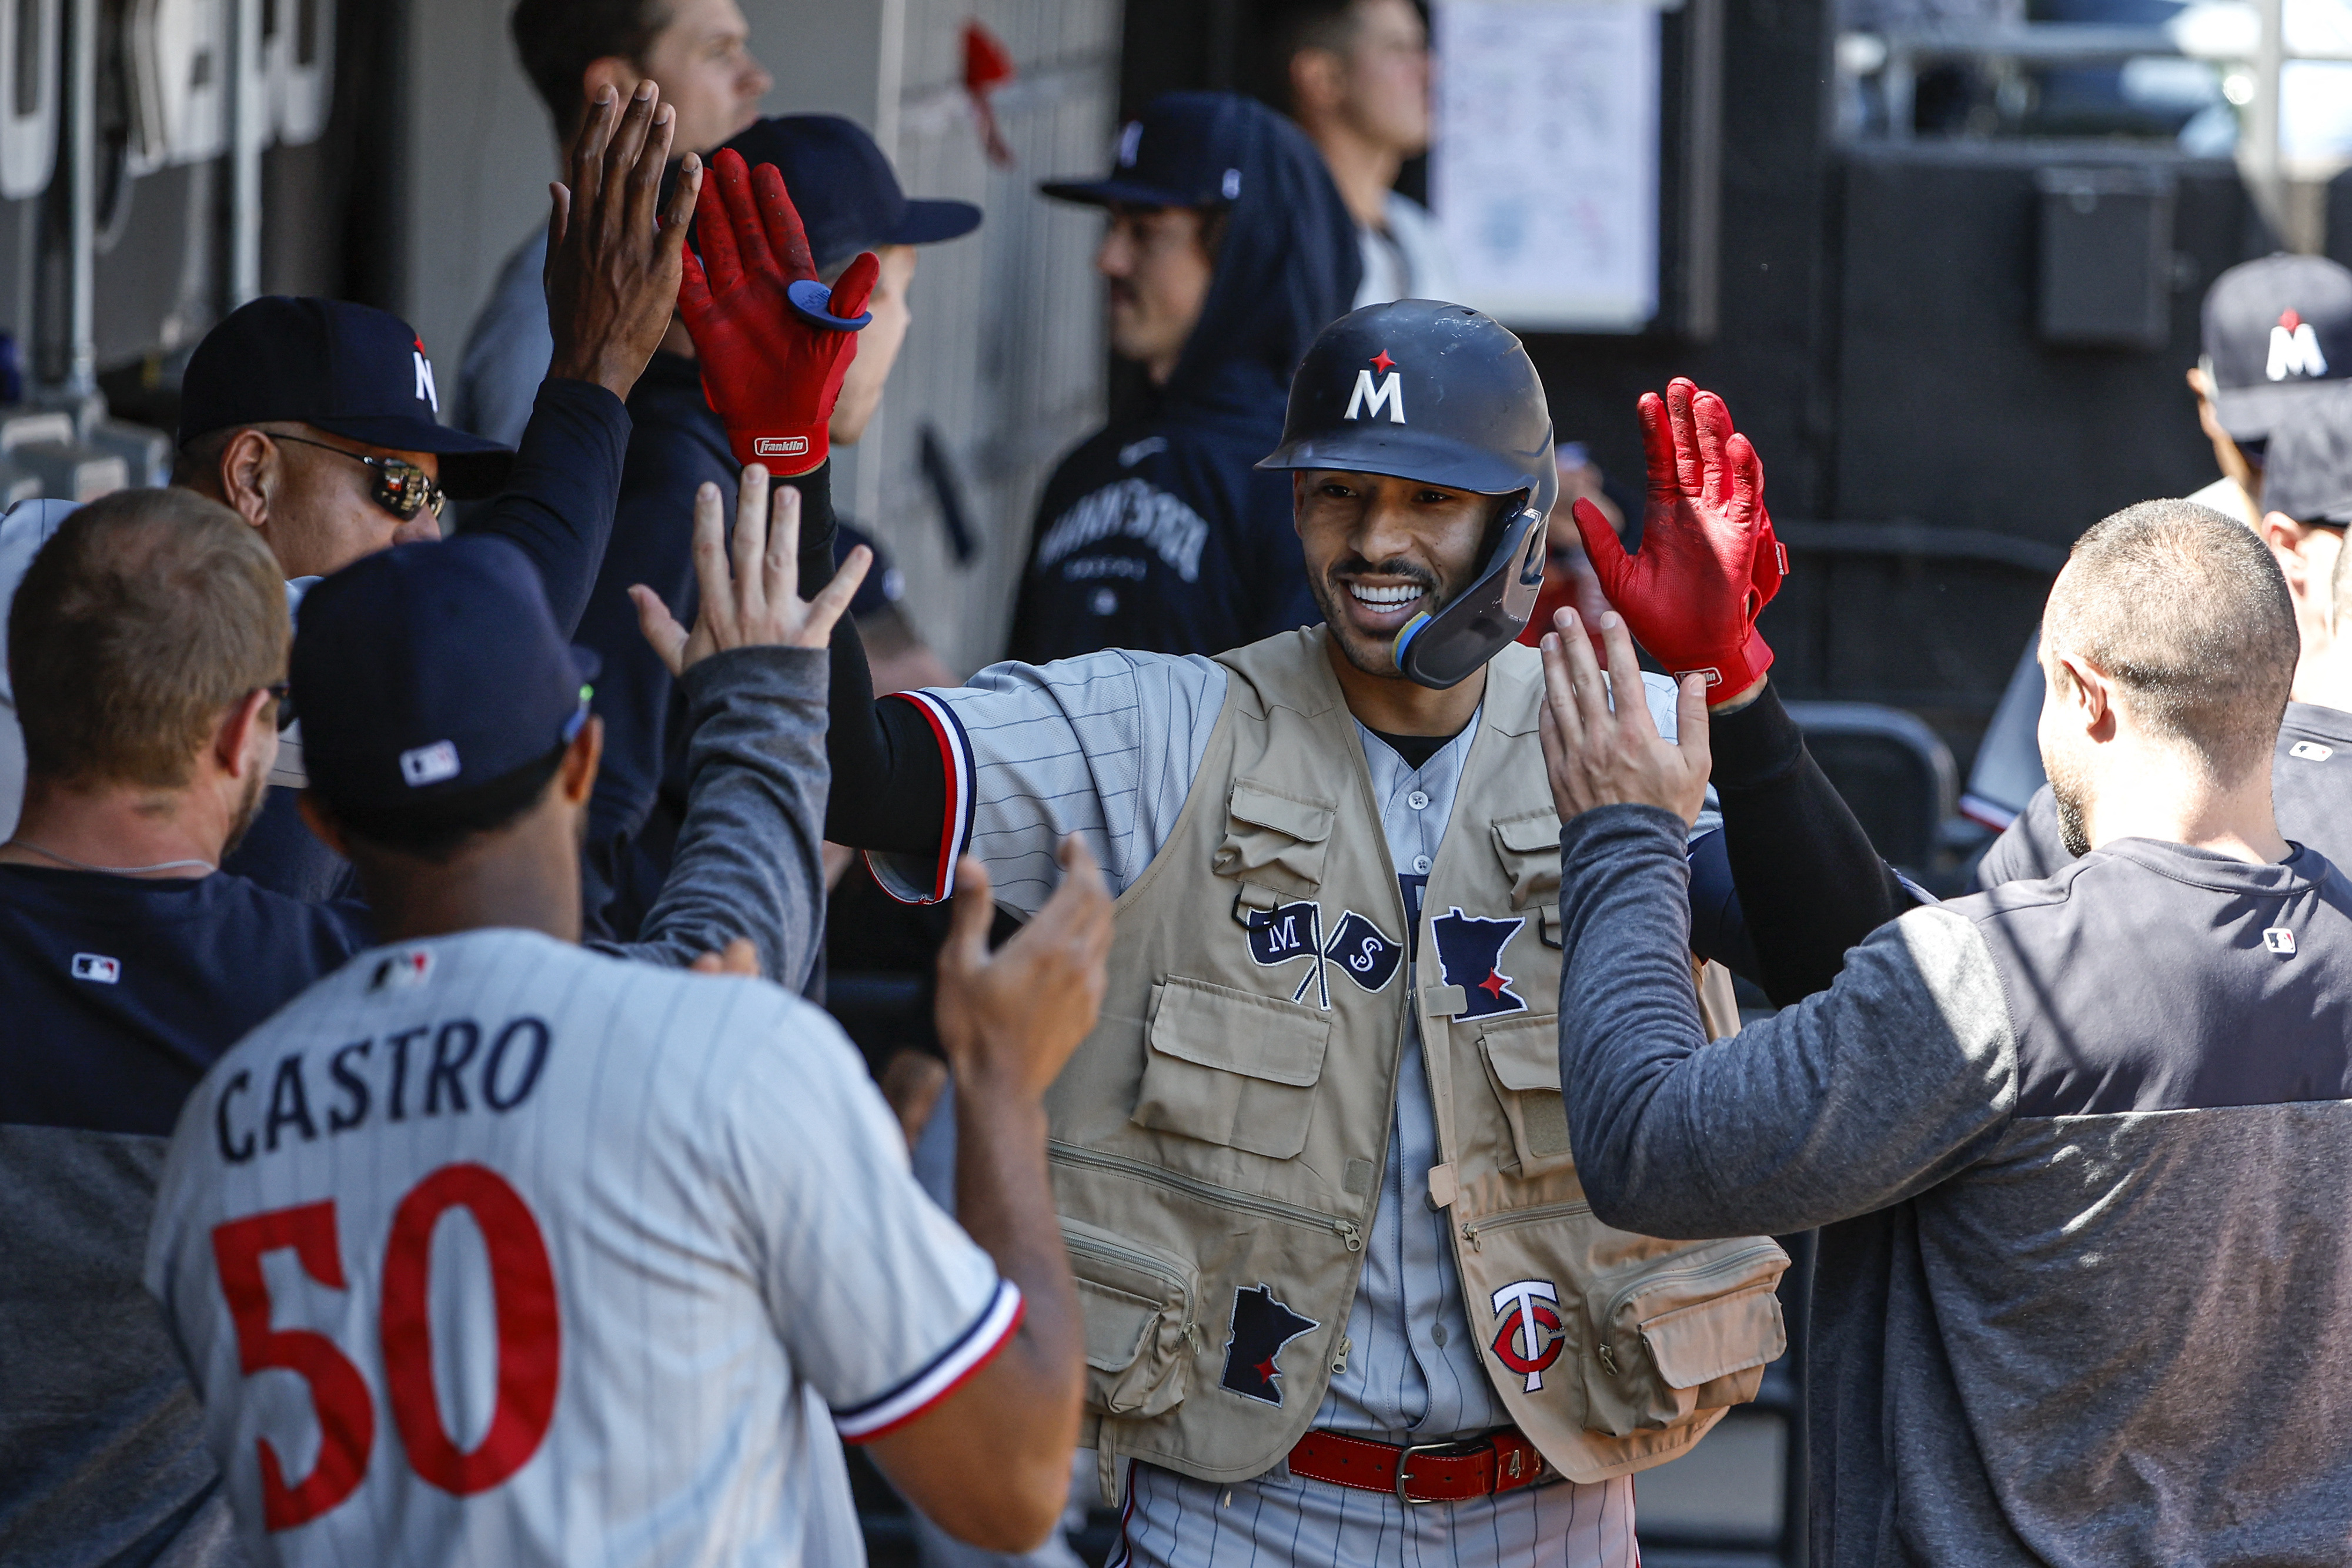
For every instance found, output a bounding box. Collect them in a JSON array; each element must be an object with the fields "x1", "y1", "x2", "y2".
[
  {"x1": 1324, "y1": 910, "x2": 1402, "y2": 992},
  {"x1": 71, "y1": 952, "x2": 121, "y2": 984},
  {"x1": 1489, "y1": 1279, "x2": 1566, "y2": 1392},
  {"x1": 1432, "y1": 907, "x2": 1528, "y2": 1018},
  {"x1": 1221, "y1": 1284, "x2": 1318, "y2": 1405}
]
